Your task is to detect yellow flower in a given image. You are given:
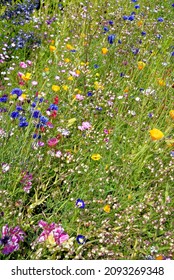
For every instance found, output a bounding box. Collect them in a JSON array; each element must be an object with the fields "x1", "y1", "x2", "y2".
[
  {"x1": 94, "y1": 81, "x2": 104, "y2": 90},
  {"x1": 91, "y1": 154, "x2": 102, "y2": 160},
  {"x1": 64, "y1": 58, "x2": 70, "y2": 63},
  {"x1": 102, "y1": 48, "x2": 108, "y2": 55},
  {"x1": 157, "y1": 78, "x2": 166, "y2": 86},
  {"x1": 128, "y1": 194, "x2": 132, "y2": 200},
  {"x1": 44, "y1": 67, "x2": 49, "y2": 72},
  {"x1": 66, "y1": 44, "x2": 74, "y2": 50},
  {"x1": 49, "y1": 45, "x2": 56, "y2": 52},
  {"x1": 103, "y1": 204, "x2": 111, "y2": 213},
  {"x1": 68, "y1": 76, "x2": 74, "y2": 81},
  {"x1": 21, "y1": 72, "x2": 31, "y2": 81},
  {"x1": 169, "y1": 110, "x2": 174, "y2": 120},
  {"x1": 149, "y1": 128, "x2": 164, "y2": 140},
  {"x1": 124, "y1": 87, "x2": 129, "y2": 93},
  {"x1": 76, "y1": 70, "x2": 80, "y2": 76},
  {"x1": 67, "y1": 118, "x2": 76, "y2": 127},
  {"x1": 138, "y1": 61, "x2": 146, "y2": 70},
  {"x1": 62, "y1": 85, "x2": 68, "y2": 91},
  {"x1": 47, "y1": 233, "x2": 56, "y2": 246},
  {"x1": 52, "y1": 85, "x2": 60, "y2": 92},
  {"x1": 137, "y1": 20, "x2": 143, "y2": 27},
  {"x1": 165, "y1": 139, "x2": 174, "y2": 147}
]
